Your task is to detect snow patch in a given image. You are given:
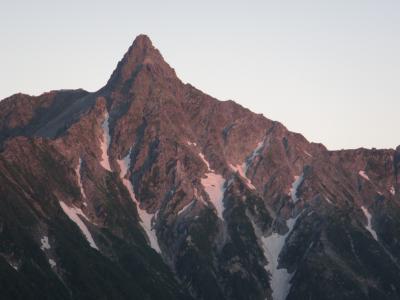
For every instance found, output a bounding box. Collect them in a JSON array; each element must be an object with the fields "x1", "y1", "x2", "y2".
[
  {"x1": 359, "y1": 170, "x2": 370, "y2": 181},
  {"x1": 290, "y1": 174, "x2": 304, "y2": 203},
  {"x1": 3, "y1": 256, "x2": 19, "y2": 271},
  {"x1": 76, "y1": 158, "x2": 87, "y2": 199},
  {"x1": 250, "y1": 215, "x2": 300, "y2": 300},
  {"x1": 40, "y1": 236, "x2": 51, "y2": 251},
  {"x1": 100, "y1": 112, "x2": 112, "y2": 171},
  {"x1": 59, "y1": 201, "x2": 98, "y2": 249},
  {"x1": 197, "y1": 152, "x2": 227, "y2": 219},
  {"x1": 229, "y1": 163, "x2": 256, "y2": 190},
  {"x1": 390, "y1": 186, "x2": 395, "y2": 196},
  {"x1": 201, "y1": 172, "x2": 226, "y2": 219},
  {"x1": 117, "y1": 151, "x2": 161, "y2": 253},
  {"x1": 361, "y1": 206, "x2": 378, "y2": 241},
  {"x1": 48, "y1": 259, "x2": 56, "y2": 268},
  {"x1": 324, "y1": 197, "x2": 333, "y2": 204},
  {"x1": 187, "y1": 141, "x2": 197, "y2": 147}
]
